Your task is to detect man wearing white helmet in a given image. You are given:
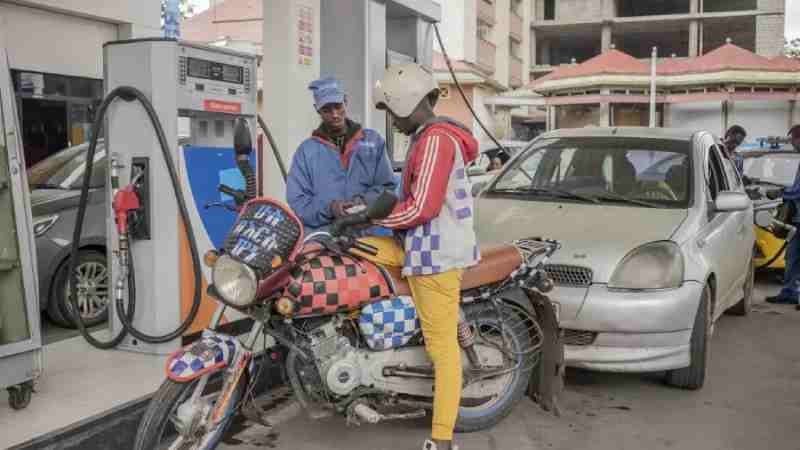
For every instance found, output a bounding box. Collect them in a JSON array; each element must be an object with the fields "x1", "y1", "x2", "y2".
[{"x1": 357, "y1": 63, "x2": 480, "y2": 450}]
